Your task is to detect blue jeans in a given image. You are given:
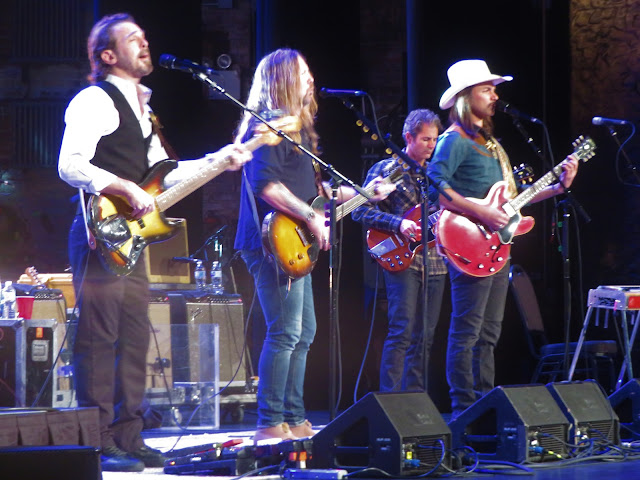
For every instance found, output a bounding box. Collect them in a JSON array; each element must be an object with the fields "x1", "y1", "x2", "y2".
[
  {"x1": 446, "y1": 261, "x2": 509, "y2": 416},
  {"x1": 241, "y1": 250, "x2": 316, "y2": 428},
  {"x1": 381, "y1": 267, "x2": 446, "y2": 391}
]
